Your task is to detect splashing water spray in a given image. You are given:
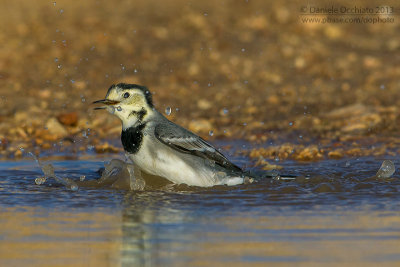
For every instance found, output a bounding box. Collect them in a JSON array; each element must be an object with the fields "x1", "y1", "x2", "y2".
[{"x1": 29, "y1": 152, "x2": 79, "y2": 191}]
